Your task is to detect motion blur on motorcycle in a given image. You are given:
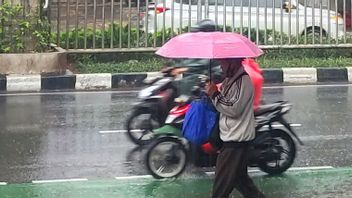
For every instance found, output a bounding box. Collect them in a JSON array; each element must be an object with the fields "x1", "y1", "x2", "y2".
[
  {"x1": 125, "y1": 62, "x2": 223, "y2": 145},
  {"x1": 125, "y1": 66, "x2": 183, "y2": 145}
]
